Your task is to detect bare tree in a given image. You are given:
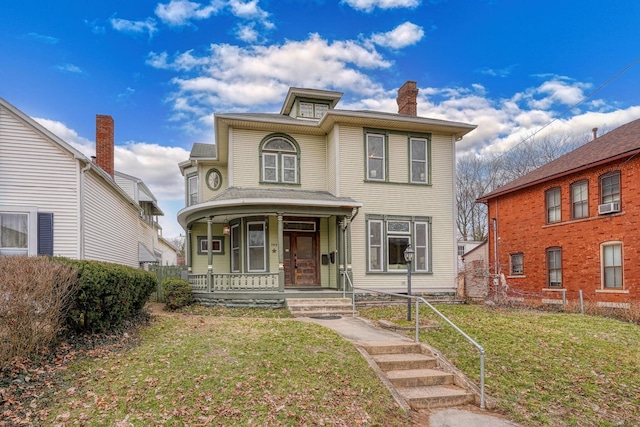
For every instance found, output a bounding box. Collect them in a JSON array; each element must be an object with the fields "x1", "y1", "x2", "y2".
[
  {"x1": 456, "y1": 130, "x2": 591, "y2": 242},
  {"x1": 167, "y1": 235, "x2": 185, "y2": 259}
]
